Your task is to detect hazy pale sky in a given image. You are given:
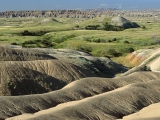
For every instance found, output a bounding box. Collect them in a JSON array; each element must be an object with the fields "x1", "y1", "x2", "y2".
[{"x1": 0, "y1": 0, "x2": 160, "y2": 11}]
